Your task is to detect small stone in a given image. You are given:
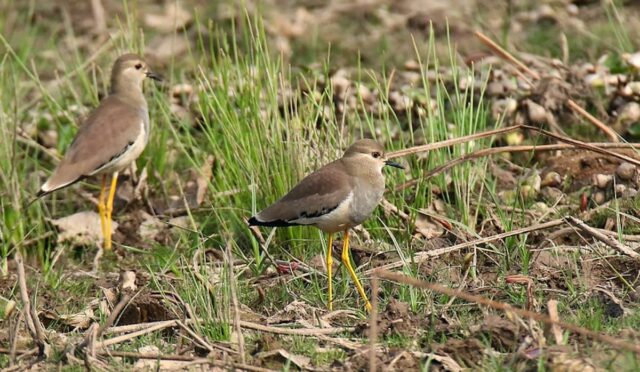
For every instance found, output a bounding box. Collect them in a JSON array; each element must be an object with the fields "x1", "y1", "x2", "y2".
[
  {"x1": 355, "y1": 83, "x2": 373, "y2": 104},
  {"x1": 39, "y1": 129, "x2": 58, "y2": 148},
  {"x1": 531, "y1": 202, "x2": 549, "y2": 212},
  {"x1": 593, "y1": 190, "x2": 607, "y2": 205},
  {"x1": 330, "y1": 75, "x2": 350, "y2": 98},
  {"x1": 585, "y1": 73, "x2": 605, "y2": 88},
  {"x1": 505, "y1": 131, "x2": 524, "y2": 146},
  {"x1": 491, "y1": 98, "x2": 518, "y2": 119},
  {"x1": 592, "y1": 174, "x2": 613, "y2": 189},
  {"x1": 401, "y1": 71, "x2": 422, "y2": 85},
  {"x1": 614, "y1": 184, "x2": 627, "y2": 197},
  {"x1": 171, "y1": 83, "x2": 193, "y2": 97},
  {"x1": 624, "y1": 187, "x2": 638, "y2": 198},
  {"x1": 541, "y1": 187, "x2": 564, "y2": 203},
  {"x1": 623, "y1": 52, "x2": 640, "y2": 70},
  {"x1": 499, "y1": 189, "x2": 517, "y2": 204},
  {"x1": 616, "y1": 162, "x2": 637, "y2": 181},
  {"x1": 627, "y1": 82, "x2": 640, "y2": 95},
  {"x1": 346, "y1": 95, "x2": 358, "y2": 110},
  {"x1": 389, "y1": 91, "x2": 412, "y2": 112},
  {"x1": 520, "y1": 170, "x2": 541, "y2": 193},
  {"x1": 525, "y1": 99, "x2": 548, "y2": 124},
  {"x1": 519, "y1": 185, "x2": 537, "y2": 199},
  {"x1": 566, "y1": 4, "x2": 579, "y2": 16},
  {"x1": 487, "y1": 81, "x2": 507, "y2": 96},
  {"x1": 621, "y1": 84, "x2": 634, "y2": 97},
  {"x1": 404, "y1": 60, "x2": 420, "y2": 71},
  {"x1": 618, "y1": 102, "x2": 640, "y2": 125},
  {"x1": 606, "y1": 74, "x2": 627, "y2": 86},
  {"x1": 541, "y1": 172, "x2": 562, "y2": 188},
  {"x1": 310, "y1": 90, "x2": 323, "y2": 103},
  {"x1": 535, "y1": 4, "x2": 556, "y2": 23}
]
